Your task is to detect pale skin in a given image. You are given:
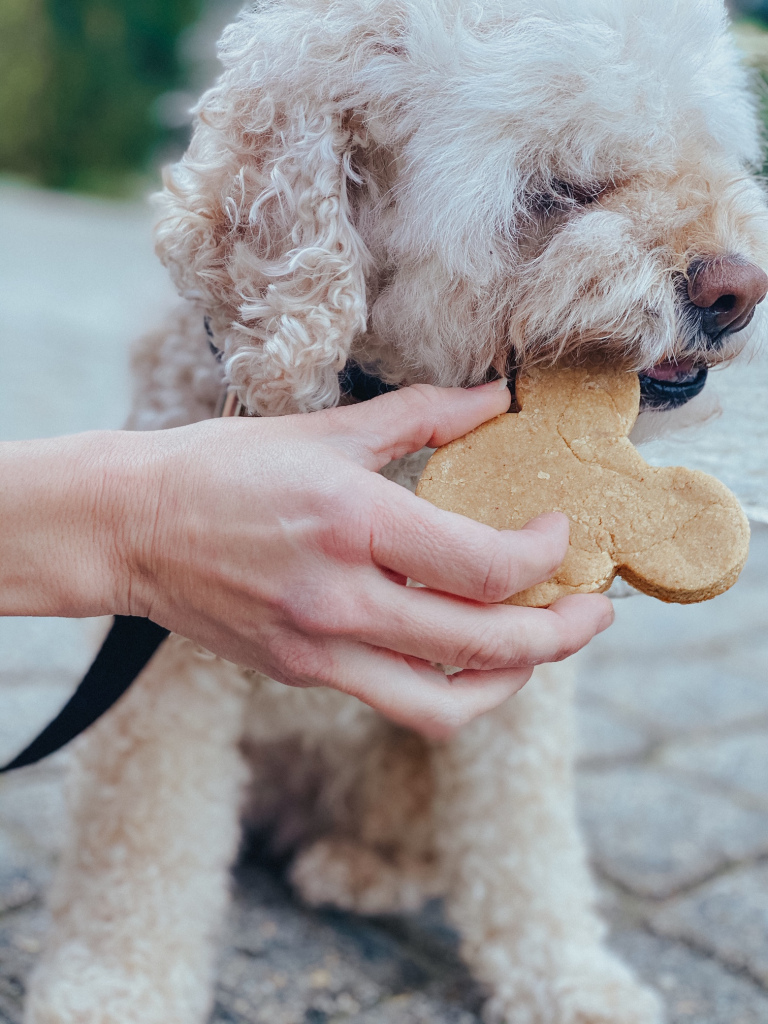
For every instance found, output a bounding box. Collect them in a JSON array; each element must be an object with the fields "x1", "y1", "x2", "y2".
[{"x1": 0, "y1": 380, "x2": 613, "y2": 738}]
